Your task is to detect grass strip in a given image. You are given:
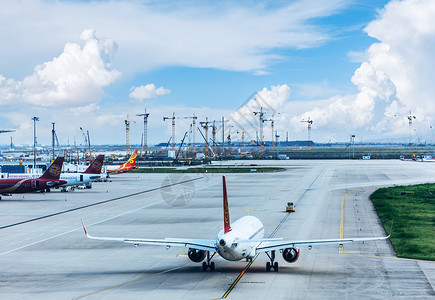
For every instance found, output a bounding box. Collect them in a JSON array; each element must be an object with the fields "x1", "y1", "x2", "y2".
[{"x1": 370, "y1": 183, "x2": 435, "y2": 260}]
